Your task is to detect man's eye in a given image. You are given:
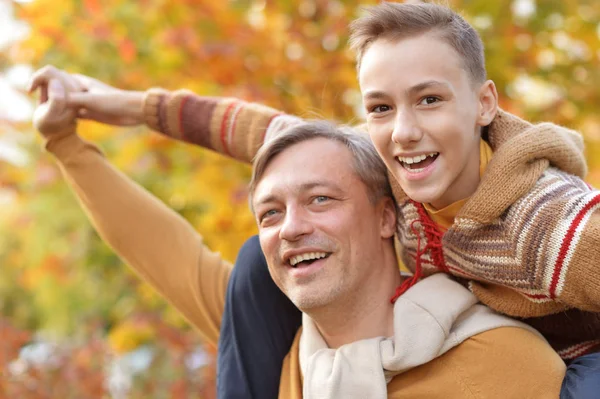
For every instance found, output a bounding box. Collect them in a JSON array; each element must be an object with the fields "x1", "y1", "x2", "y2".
[
  {"x1": 419, "y1": 96, "x2": 439, "y2": 105},
  {"x1": 370, "y1": 105, "x2": 391, "y2": 113},
  {"x1": 260, "y1": 209, "x2": 278, "y2": 221},
  {"x1": 314, "y1": 196, "x2": 330, "y2": 204}
]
